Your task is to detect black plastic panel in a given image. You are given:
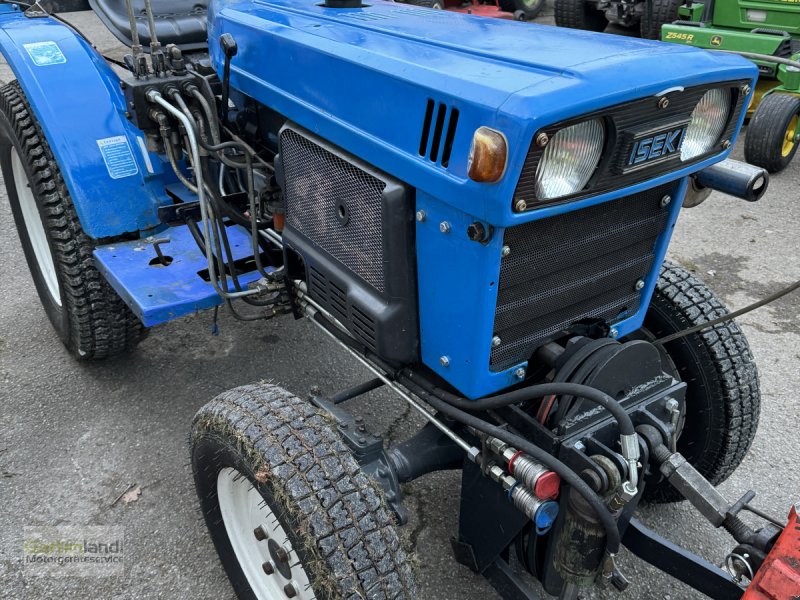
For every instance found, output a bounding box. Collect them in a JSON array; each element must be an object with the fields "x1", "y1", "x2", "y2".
[{"x1": 278, "y1": 124, "x2": 419, "y2": 364}]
